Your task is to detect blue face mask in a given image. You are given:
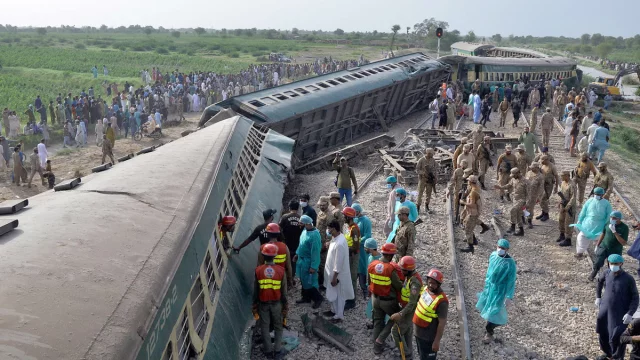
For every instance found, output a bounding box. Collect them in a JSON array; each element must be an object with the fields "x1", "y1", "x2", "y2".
[
  {"x1": 386, "y1": 184, "x2": 392, "y2": 188},
  {"x1": 610, "y1": 265, "x2": 620, "y2": 273},
  {"x1": 396, "y1": 196, "x2": 401, "y2": 202},
  {"x1": 595, "y1": 195, "x2": 602, "y2": 200},
  {"x1": 353, "y1": 217, "x2": 359, "y2": 222},
  {"x1": 497, "y1": 248, "x2": 506, "y2": 256},
  {"x1": 610, "y1": 219, "x2": 617, "y2": 226},
  {"x1": 326, "y1": 230, "x2": 332, "y2": 237}
]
